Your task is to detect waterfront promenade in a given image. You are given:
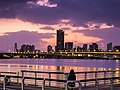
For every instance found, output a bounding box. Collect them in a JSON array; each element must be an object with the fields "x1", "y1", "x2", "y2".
[{"x1": 0, "y1": 70, "x2": 120, "y2": 90}]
